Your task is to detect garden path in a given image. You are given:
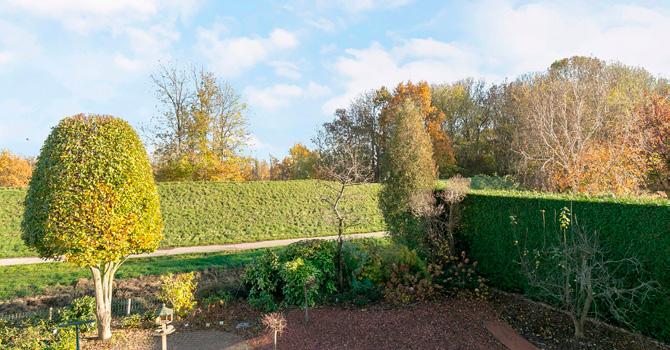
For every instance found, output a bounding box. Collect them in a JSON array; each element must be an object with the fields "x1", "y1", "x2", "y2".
[{"x1": 0, "y1": 231, "x2": 387, "y2": 266}]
